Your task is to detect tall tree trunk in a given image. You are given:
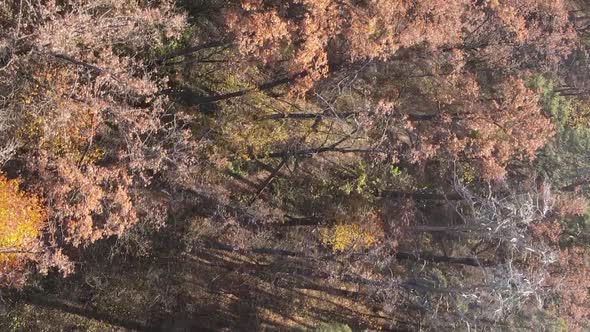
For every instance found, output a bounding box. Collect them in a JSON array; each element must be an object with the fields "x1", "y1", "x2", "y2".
[
  {"x1": 174, "y1": 71, "x2": 308, "y2": 106},
  {"x1": 408, "y1": 225, "x2": 481, "y2": 233},
  {"x1": 259, "y1": 146, "x2": 380, "y2": 159},
  {"x1": 395, "y1": 251, "x2": 495, "y2": 267},
  {"x1": 261, "y1": 111, "x2": 357, "y2": 121},
  {"x1": 378, "y1": 190, "x2": 463, "y2": 201},
  {"x1": 561, "y1": 177, "x2": 590, "y2": 192},
  {"x1": 156, "y1": 40, "x2": 226, "y2": 64}
]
